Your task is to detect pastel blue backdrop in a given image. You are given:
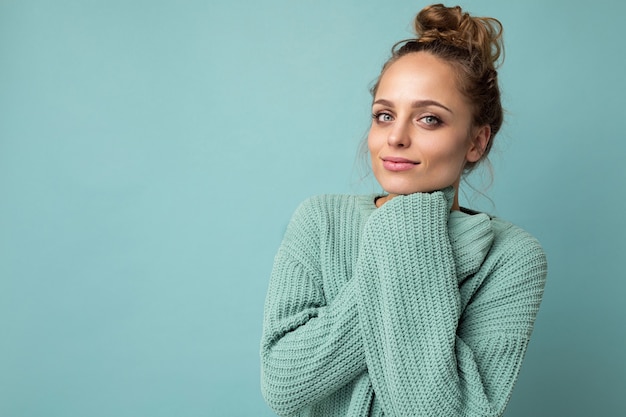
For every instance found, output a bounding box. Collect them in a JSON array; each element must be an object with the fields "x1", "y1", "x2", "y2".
[{"x1": 1, "y1": 0, "x2": 624, "y2": 416}]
